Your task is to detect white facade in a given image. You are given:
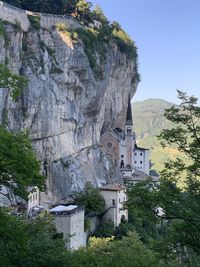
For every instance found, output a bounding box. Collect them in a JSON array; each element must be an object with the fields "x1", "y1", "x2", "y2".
[
  {"x1": 28, "y1": 186, "x2": 40, "y2": 212},
  {"x1": 50, "y1": 205, "x2": 86, "y2": 250},
  {"x1": 133, "y1": 147, "x2": 150, "y2": 174},
  {"x1": 100, "y1": 184, "x2": 128, "y2": 227}
]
